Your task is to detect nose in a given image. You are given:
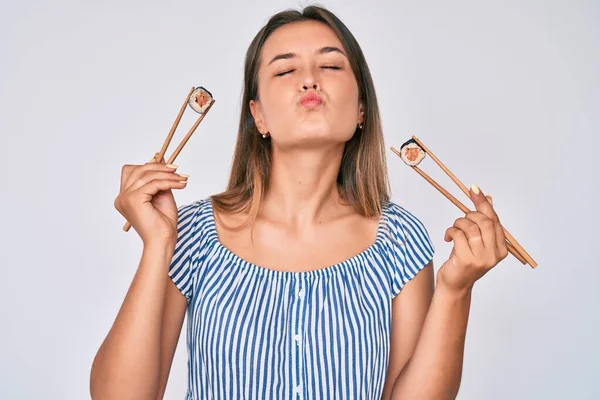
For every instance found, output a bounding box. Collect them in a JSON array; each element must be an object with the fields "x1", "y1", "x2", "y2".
[
  {"x1": 302, "y1": 83, "x2": 319, "y2": 91},
  {"x1": 301, "y1": 71, "x2": 320, "y2": 91}
]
